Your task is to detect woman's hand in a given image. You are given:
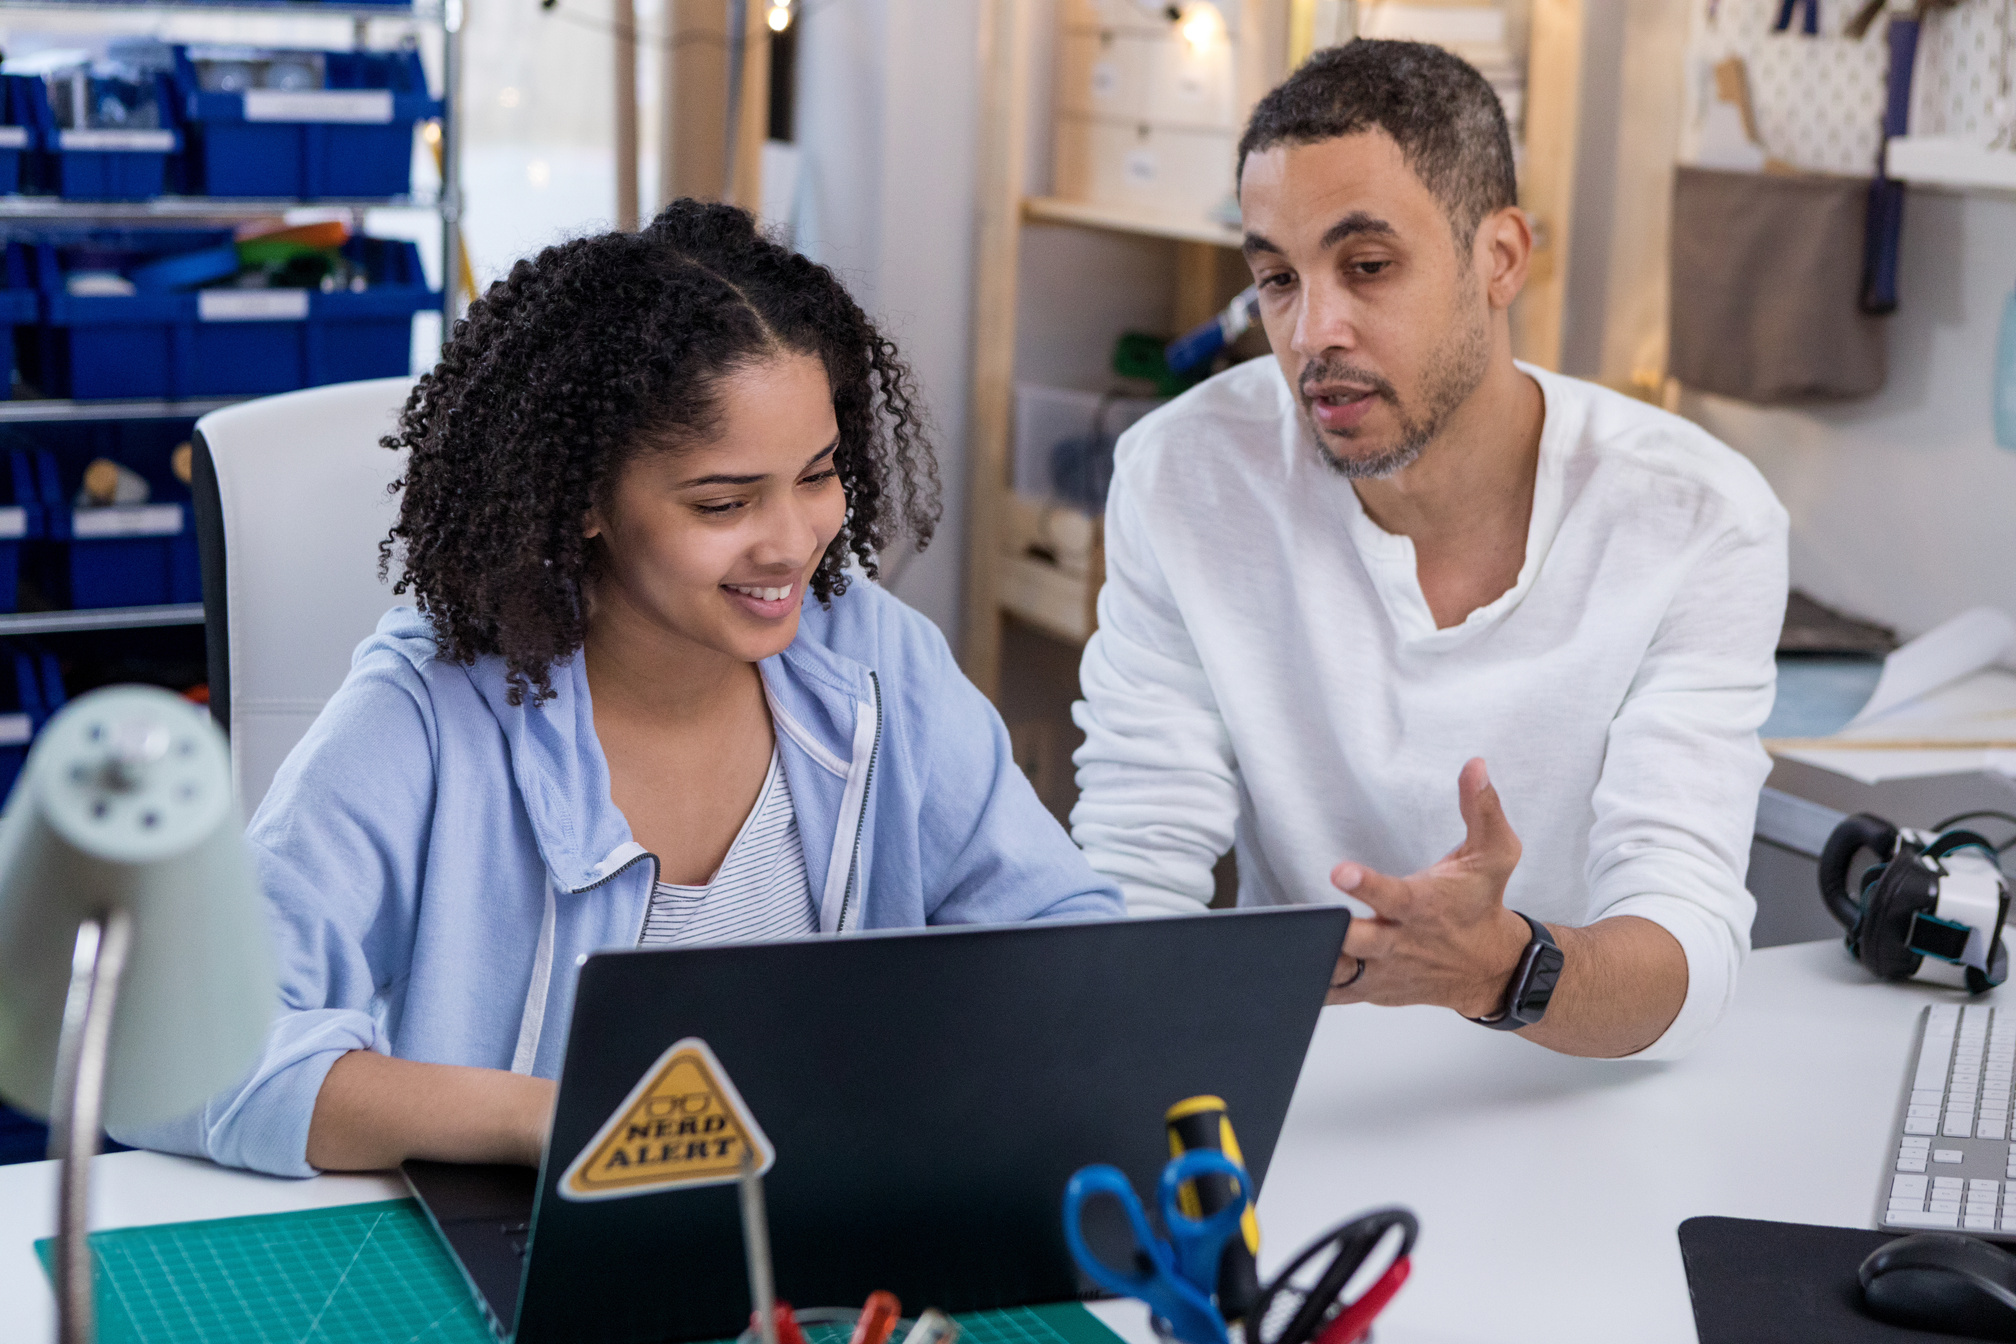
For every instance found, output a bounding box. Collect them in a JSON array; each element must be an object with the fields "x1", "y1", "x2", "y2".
[{"x1": 305, "y1": 1050, "x2": 558, "y2": 1171}]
